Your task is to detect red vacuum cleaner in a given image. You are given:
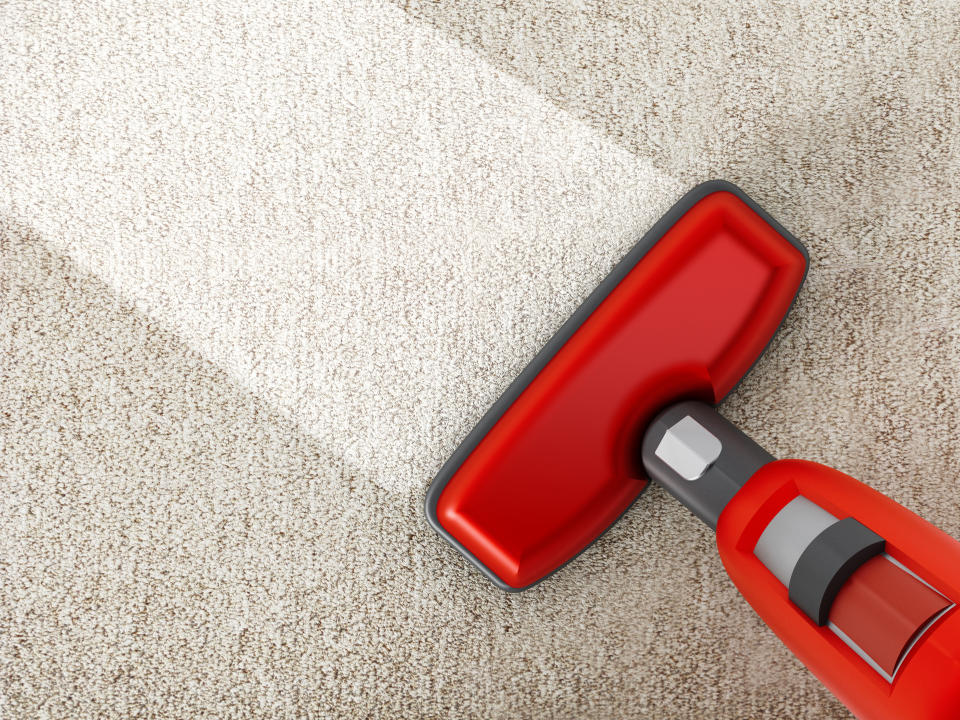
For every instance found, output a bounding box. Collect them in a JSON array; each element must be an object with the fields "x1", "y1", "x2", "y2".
[{"x1": 424, "y1": 182, "x2": 960, "y2": 720}]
